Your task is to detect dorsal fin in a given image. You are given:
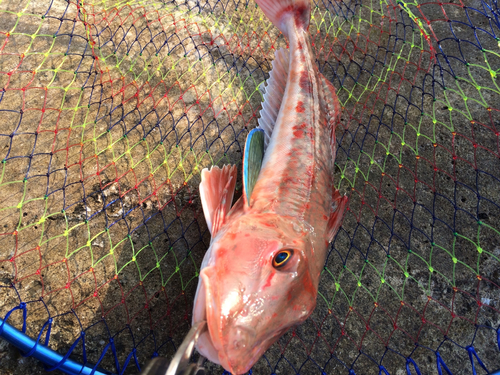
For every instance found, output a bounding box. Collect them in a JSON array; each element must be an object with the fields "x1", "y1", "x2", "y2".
[
  {"x1": 326, "y1": 189, "x2": 348, "y2": 242},
  {"x1": 243, "y1": 128, "x2": 265, "y2": 206},
  {"x1": 257, "y1": 47, "x2": 290, "y2": 150},
  {"x1": 199, "y1": 165, "x2": 237, "y2": 236},
  {"x1": 319, "y1": 73, "x2": 347, "y2": 242},
  {"x1": 319, "y1": 73, "x2": 342, "y2": 154}
]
